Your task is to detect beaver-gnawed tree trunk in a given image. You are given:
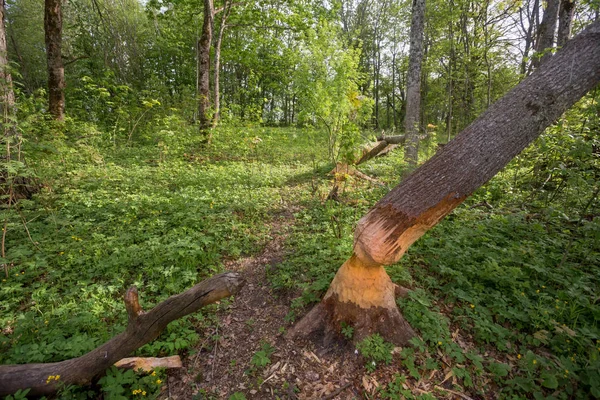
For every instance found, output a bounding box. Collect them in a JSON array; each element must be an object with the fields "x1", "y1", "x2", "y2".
[{"x1": 288, "y1": 19, "x2": 600, "y2": 346}]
